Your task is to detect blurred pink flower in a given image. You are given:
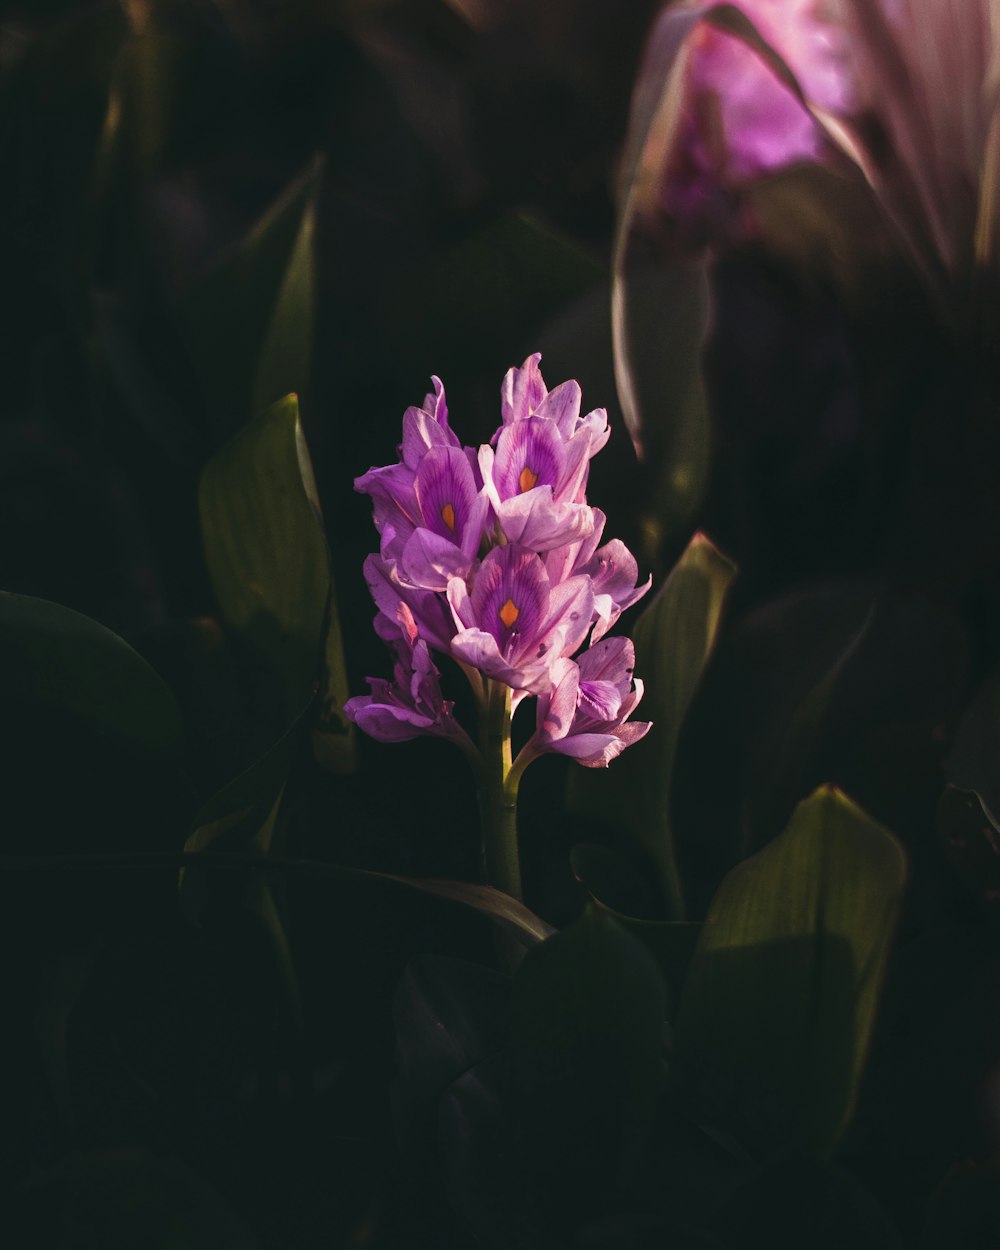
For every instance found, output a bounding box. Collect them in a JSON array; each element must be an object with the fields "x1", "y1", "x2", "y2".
[
  {"x1": 654, "y1": 0, "x2": 1000, "y2": 276},
  {"x1": 673, "y1": 0, "x2": 849, "y2": 197}
]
